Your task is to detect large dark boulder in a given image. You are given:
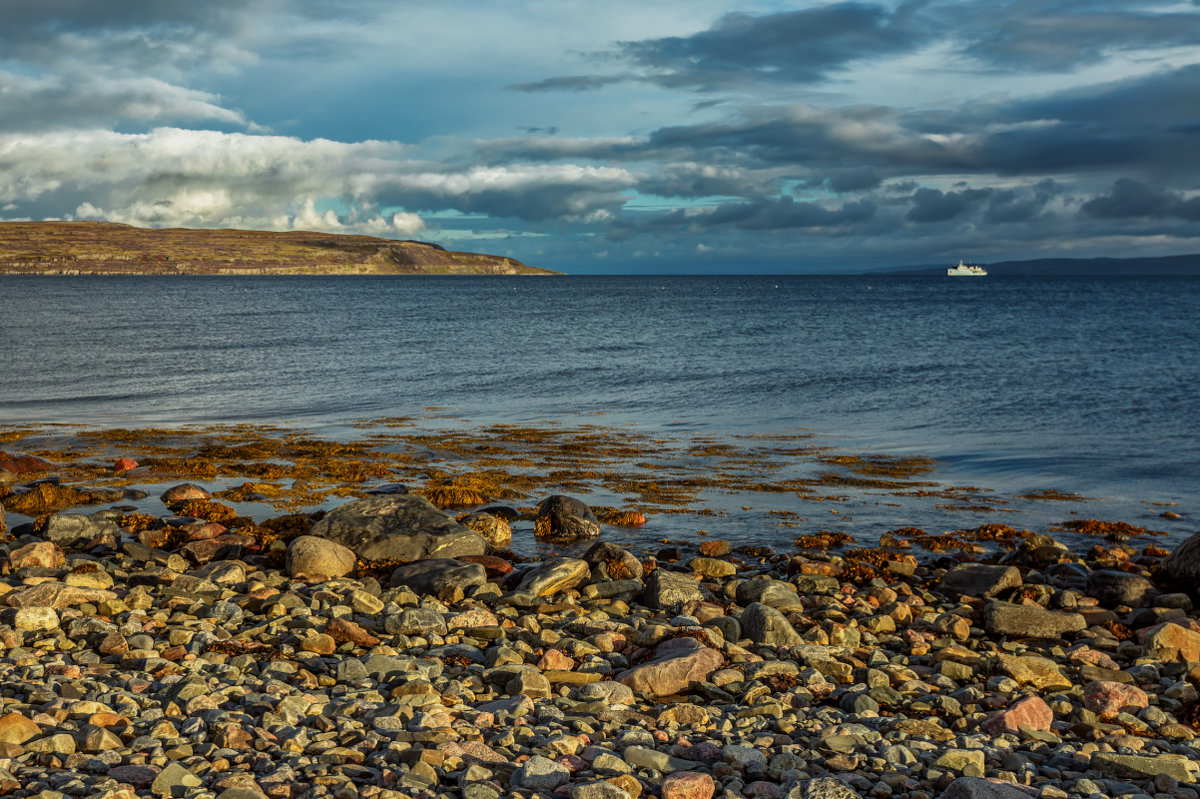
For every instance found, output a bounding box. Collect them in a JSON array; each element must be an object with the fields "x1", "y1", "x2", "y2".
[
  {"x1": 936, "y1": 564, "x2": 1021, "y2": 599},
  {"x1": 1162, "y1": 531, "x2": 1200, "y2": 588},
  {"x1": 1086, "y1": 569, "x2": 1158, "y2": 608},
  {"x1": 389, "y1": 558, "x2": 486, "y2": 599},
  {"x1": 534, "y1": 495, "x2": 601, "y2": 541},
  {"x1": 308, "y1": 495, "x2": 485, "y2": 562}
]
